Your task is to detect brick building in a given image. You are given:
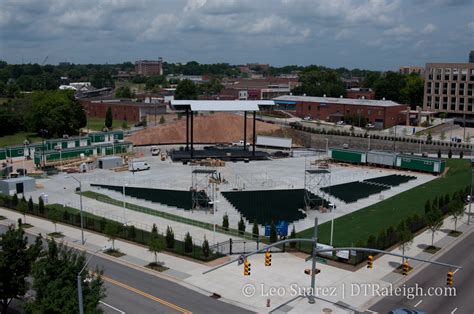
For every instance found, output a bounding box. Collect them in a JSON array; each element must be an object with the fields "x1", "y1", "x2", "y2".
[
  {"x1": 274, "y1": 95, "x2": 406, "y2": 129},
  {"x1": 135, "y1": 59, "x2": 163, "y2": 76},
  {"x1": 219, "y1": 77, "x2": 300, "y2": 100},
  {"x1": 80, "y1": 98, "x2": 166, "y2": 123},
  {"x1": 346, "y1": 88, "x2": 375, "y2": 100}
]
